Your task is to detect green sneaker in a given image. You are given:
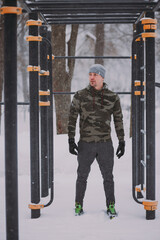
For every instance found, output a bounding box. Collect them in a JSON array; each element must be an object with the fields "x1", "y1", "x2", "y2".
[
  {"x1": 107, "y1": 202, "x2": 117, "y2": 218},
  {"x1": 75, "y1": 202, "x2": 83, "y2": 216}
]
